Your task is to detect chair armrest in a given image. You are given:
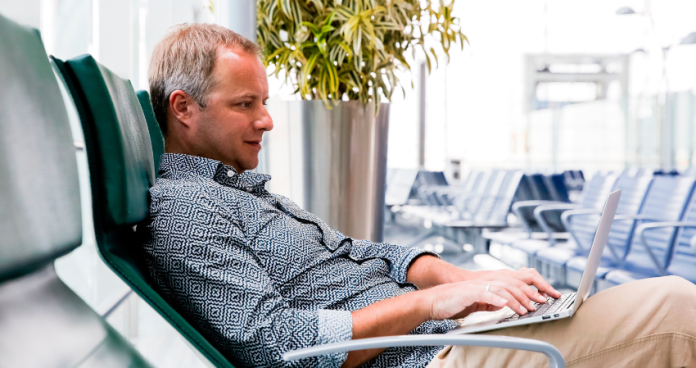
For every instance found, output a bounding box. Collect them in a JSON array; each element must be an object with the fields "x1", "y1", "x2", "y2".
[
  {"x1": 512, "y1": 200, "x2": 567, "y2": 237},
  {"x1": 283, "y1": 334, "x2": 565, "y2": 368},
  {"x1": 533, "y1": 204, "x2": 582, "y2": 245},
  {"x1": 612, "y1": 214, "x2": 661, "y2": 222},
  {"x1": 560, "y1": 209, "x2": 602, "y2": 253},
  {"x1": 634, "y1": 221, "x2": 696, "y2": 276}
]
